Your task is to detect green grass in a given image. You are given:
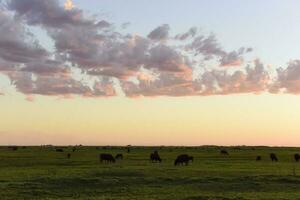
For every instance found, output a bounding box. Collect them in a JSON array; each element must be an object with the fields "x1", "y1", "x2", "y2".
[{"x1": 1, "y1": 146, "x2": 300, "y2": 200}]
